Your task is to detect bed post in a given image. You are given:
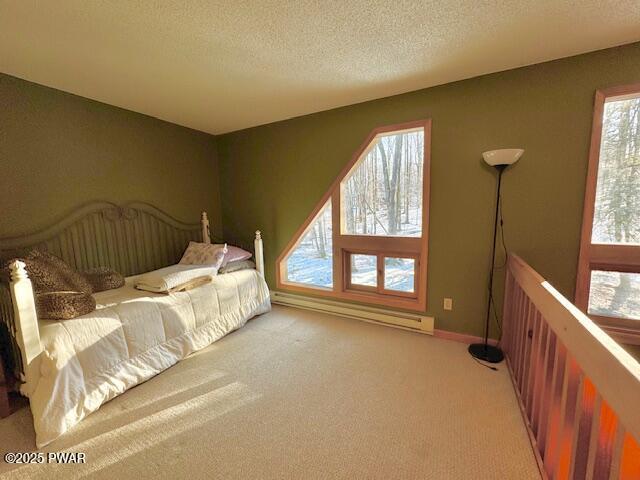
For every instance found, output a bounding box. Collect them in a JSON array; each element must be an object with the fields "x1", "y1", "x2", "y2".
[
  {"x1": 9, "y1": 261, "x2": 42, "y2": 384},
  {"x1": 255, "y1": 231, "x2": 265, "y2": 277},
  {"x1": 201, "y1": 211, "x2": 211, "y2": 244}
]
